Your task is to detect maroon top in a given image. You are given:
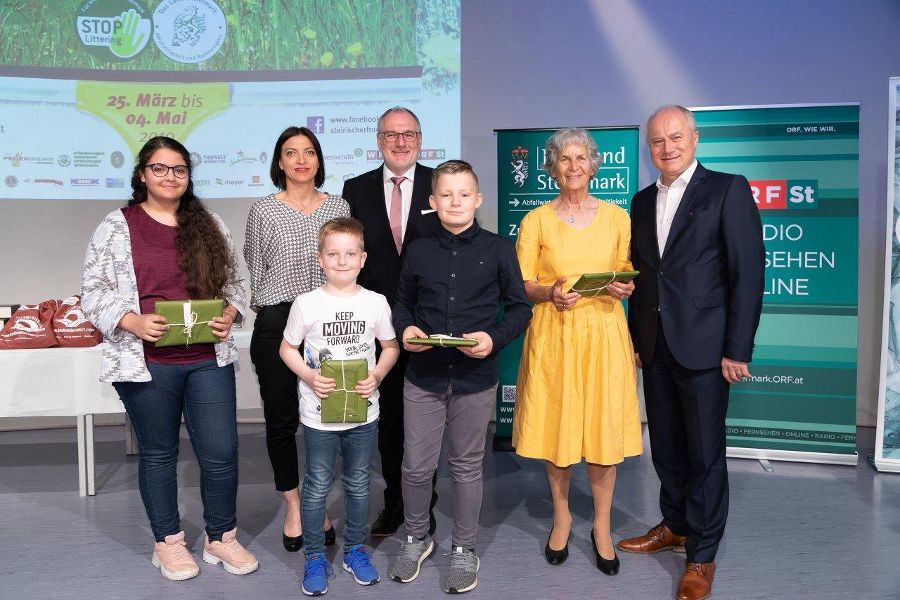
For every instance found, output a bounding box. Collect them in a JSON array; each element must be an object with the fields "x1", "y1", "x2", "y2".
[{"x1": 122, "y1": 204, "x2": 216, "y2": 364}]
